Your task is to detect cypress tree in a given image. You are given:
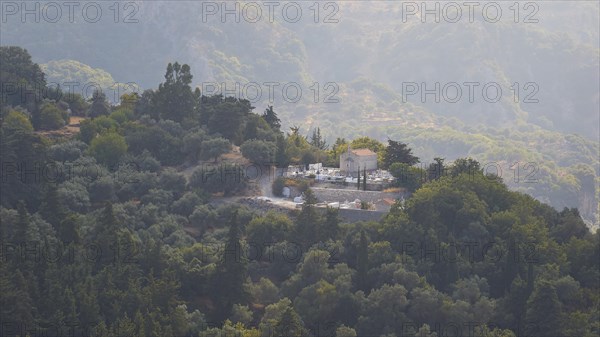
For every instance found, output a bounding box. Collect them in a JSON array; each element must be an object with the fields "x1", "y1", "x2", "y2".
[
  {"x1": 214, "y1": 211, "x2": 249, "y2": 321},
  {"x1": 526, "y1": 262, "x2": 535, "y2": 294},
  {"x1": 525, "y1": 281, "x2": 563, "y2": 337},
  {"x1": 15, "y1": 200, "x2": 35, "y2": 244},
  {"x1": 503, "y1": 238, "x2": 519, "y2": 294},
  {"x1": 322, "y1": 207, "x2": 340, "y2": 241},
  {"x1": 444, "y1": 236, "x2": 460, "y2": 289},
  {"x1": 94, "y1": 202, "x2": 119, "y2": 269},
  {"x1": 275, "y1": 307, "x2": 308, "y2": 337},
  {"x1": 356, "y1": 230, "x2": 369, "y2": 291},
  {"x1": 40, "y1": 184, "x2": 67, "y2": 230}
]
